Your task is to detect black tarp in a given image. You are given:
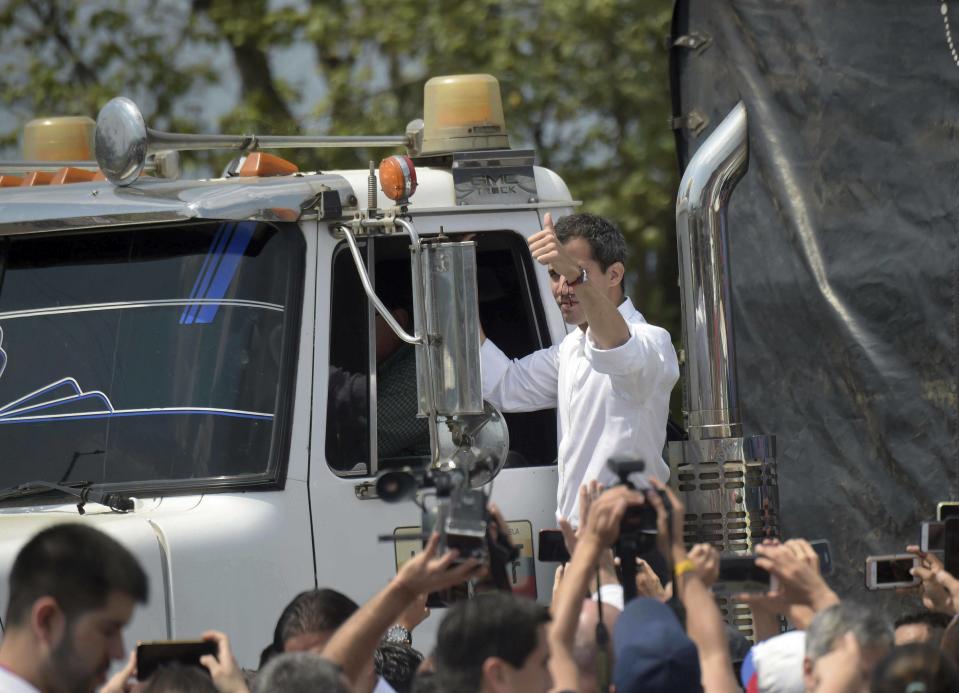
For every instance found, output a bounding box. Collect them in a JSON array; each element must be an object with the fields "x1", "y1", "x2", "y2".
[{"x1": 670, "y1": 0, "x2": 959, "y2": 605}]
